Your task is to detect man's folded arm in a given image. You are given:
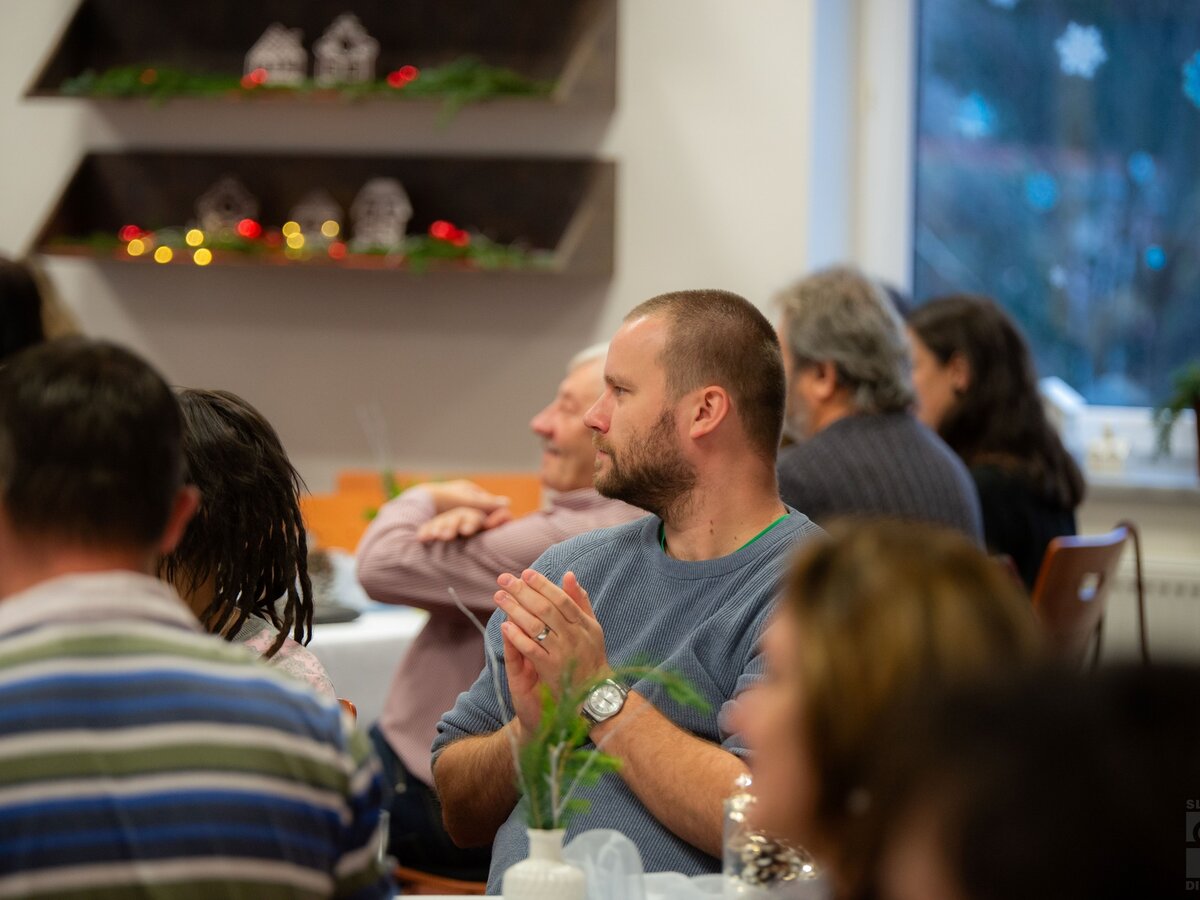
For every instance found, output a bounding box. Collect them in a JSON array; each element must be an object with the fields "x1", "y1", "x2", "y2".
[{"x1": 355, "y1": 487, "x2": 555, "y2": 614}]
